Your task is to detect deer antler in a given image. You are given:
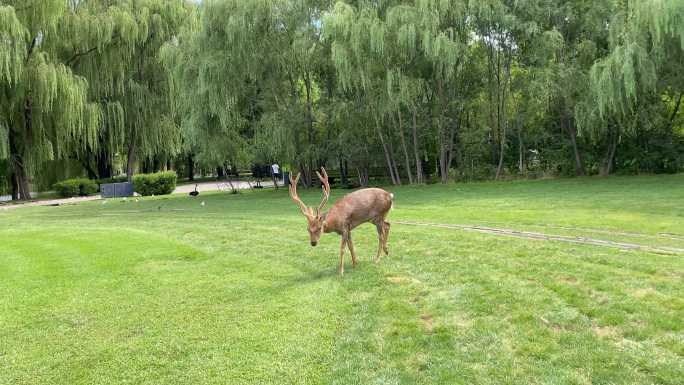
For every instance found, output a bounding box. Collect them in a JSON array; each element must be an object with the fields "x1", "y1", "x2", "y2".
[
  {"x1": 316, "y1": 167, "x2": 330, "y2": 214},
  {"x1": 289, "y1": 172, "x2": 312, "y2": 217}
]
